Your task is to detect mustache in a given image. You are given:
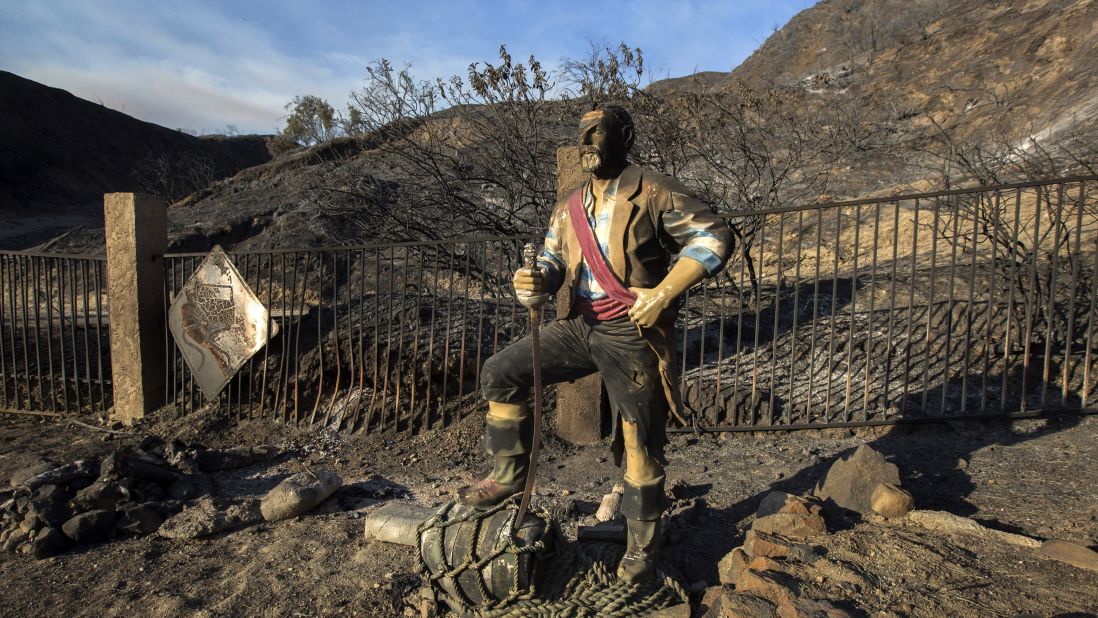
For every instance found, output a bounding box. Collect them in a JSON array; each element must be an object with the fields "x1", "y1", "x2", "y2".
[{"x1": 580, "y1": 145, "x2": 601, "y2": 157}]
